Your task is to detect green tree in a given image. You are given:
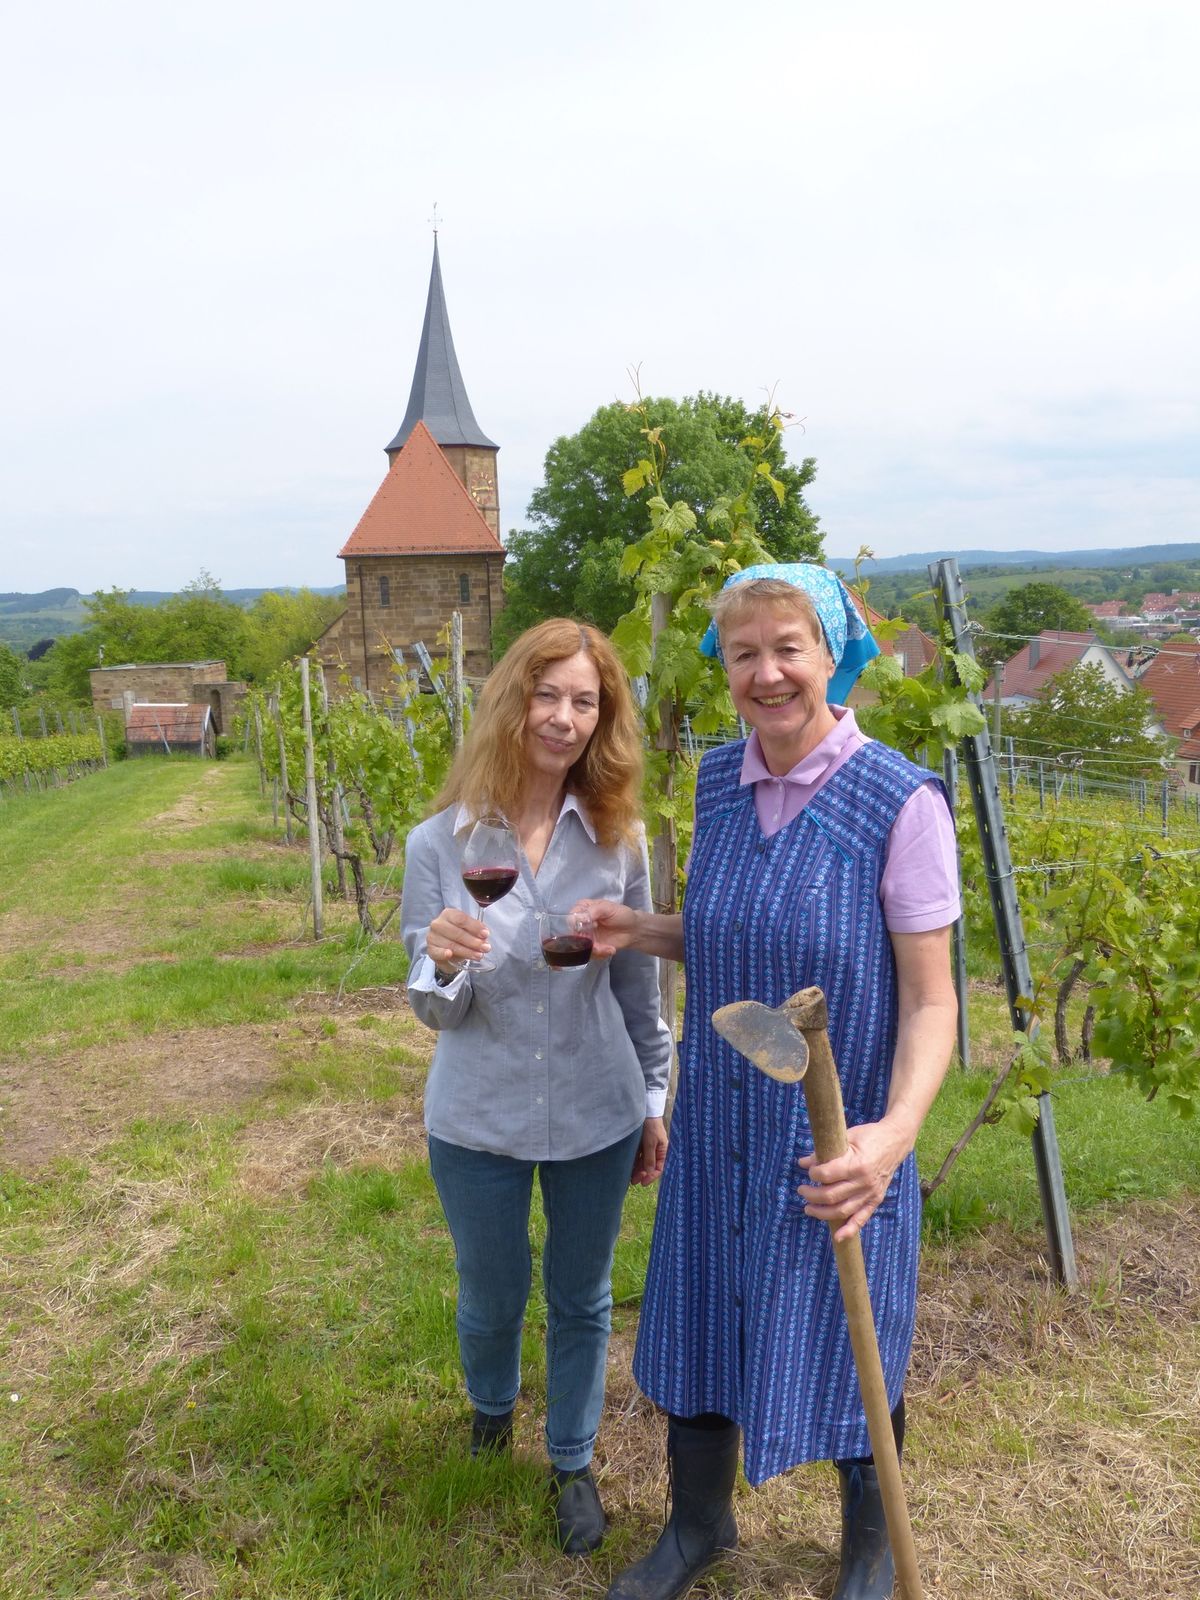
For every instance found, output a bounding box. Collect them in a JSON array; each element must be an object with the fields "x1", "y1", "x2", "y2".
[
  {"x1": 0, "y1": 642, "x2": 27, "y2": 709},
  {"x1": 978, "y1": 582, "x2": 1095, "y2": 672},
  {"x1": 239, "y1": 589, "x2": 346, "y2": 682},
  {"x1": 497, "y1": 393, "x2": 821, "y2": 648},
  {"x1": 37, "y1": 573, "x2": 261, "y2": 703},
  {"x1": 1005, "y1": 661, "x2": 1171, "y2": 780},
  {"x1": 159, "y1": 571, "x2": 251, "y2": 673}
]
